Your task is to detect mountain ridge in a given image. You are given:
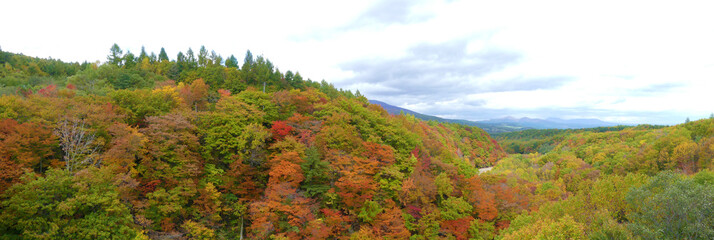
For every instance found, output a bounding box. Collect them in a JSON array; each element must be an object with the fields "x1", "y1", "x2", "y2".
[{"x1": 369, "y1": 100, "x2": 621, "y2": 133}]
